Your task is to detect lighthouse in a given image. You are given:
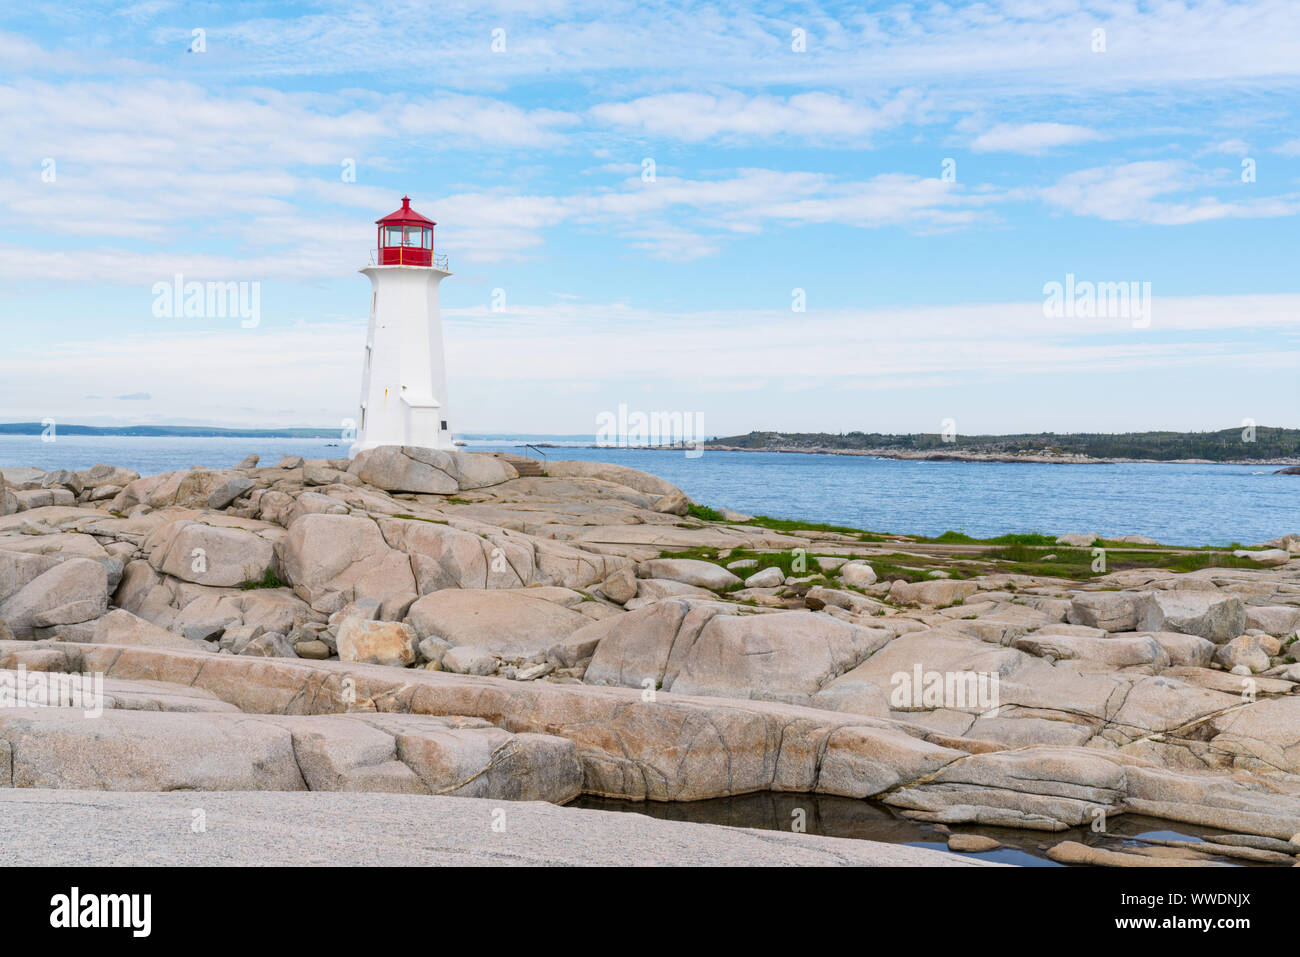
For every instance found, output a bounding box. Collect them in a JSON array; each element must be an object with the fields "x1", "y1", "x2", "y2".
[{"x1": 352, "y1": 196, "x2": 455, "y2": 454}]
